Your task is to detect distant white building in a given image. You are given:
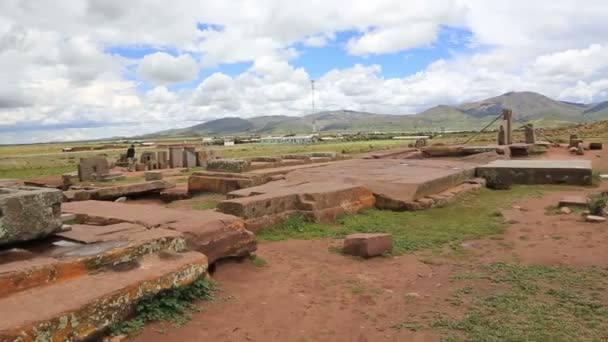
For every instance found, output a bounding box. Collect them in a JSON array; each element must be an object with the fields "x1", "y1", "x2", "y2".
[
  {"x1": 224, "y1": 139, "x2": 235, "y2": 146},
  {"x1": 260, "y1": 134, "x2": 318, "y2": 144}
]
